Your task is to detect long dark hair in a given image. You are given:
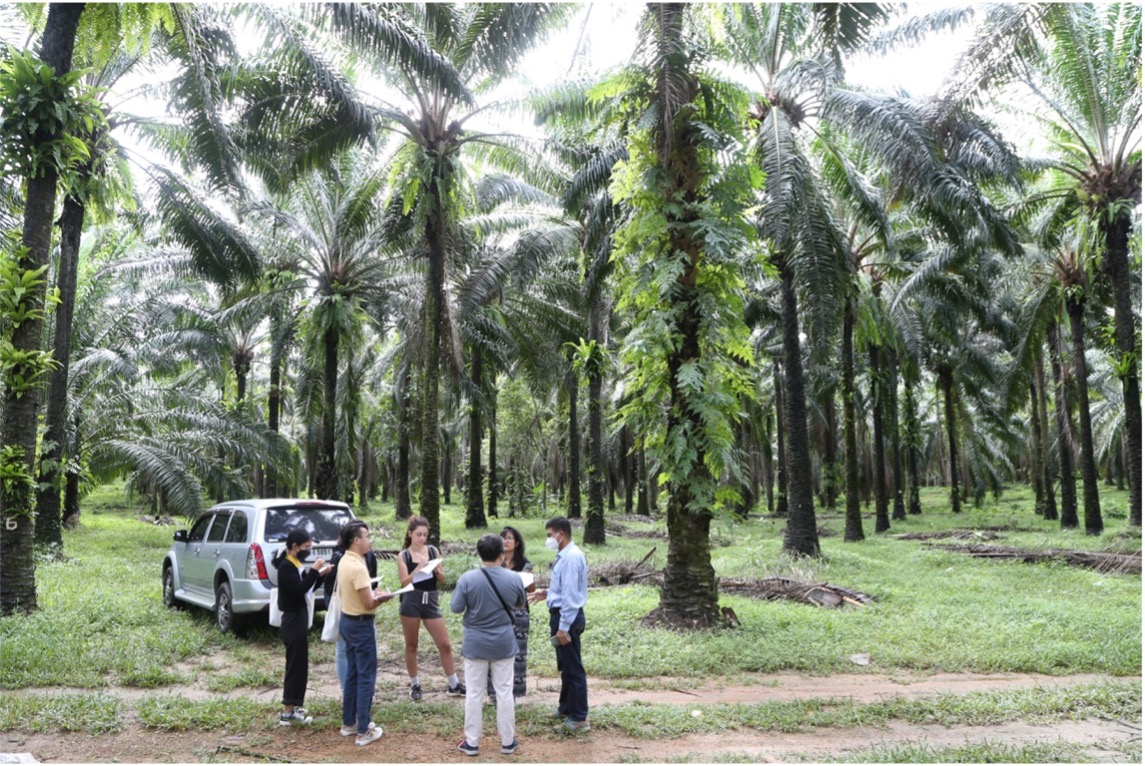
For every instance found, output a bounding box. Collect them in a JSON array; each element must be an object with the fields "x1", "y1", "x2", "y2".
[
  {"x1": 500, "y1": 525, "x2": 527, "y2": 571},
  {"x1": 272, "y1": 528, "x2": 312, "y2": 567},
  {"x1": 403, "y1": 516, "x2": 429, "y2": 550}
]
